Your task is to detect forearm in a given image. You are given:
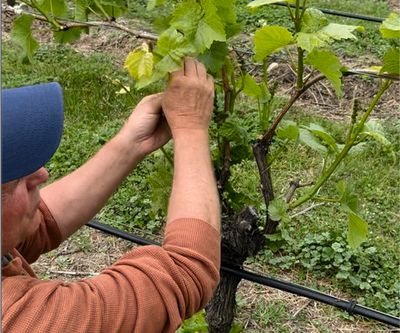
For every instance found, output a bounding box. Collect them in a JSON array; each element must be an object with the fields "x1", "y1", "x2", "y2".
[
  {"x1": 40, "y1": 127, "x2": 144, "y2": 242},
  {"x1": 167, "y1": 131, "x2": 220, "y2": 232}
]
